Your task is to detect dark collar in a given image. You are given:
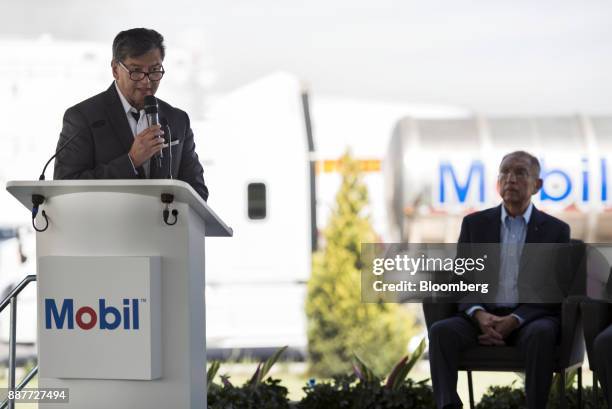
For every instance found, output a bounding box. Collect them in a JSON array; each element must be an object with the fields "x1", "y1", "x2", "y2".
[
  {"x1": 525, "y1": 204, "x2": 546, "y2": 243},
  {"x1": 103, "y1": 83, "x2": 134, "y2": 153},
  {"x1": 480, "y1": 205, "x2": 502, "y2": 243}
]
